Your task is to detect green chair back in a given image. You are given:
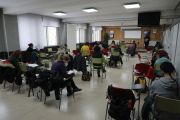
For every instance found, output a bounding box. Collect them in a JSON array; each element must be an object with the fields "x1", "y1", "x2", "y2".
[
  {"x1": 155, "y1": 47, "x2": 159, "y2": 51},
  {"x1": 40, "y1": 53, "x2": 46, "y2": 58},
  {"x1": 35, "y1": 67, "x2": 41, "y2": 74},
  {"x1": 57, "y1": 48, "x2": 60, "y2": 51},
  {"x1": 91, "y1": 58, "x2": 102, "y2": 64},
  {"x1": 121, "y1": 45, "x2": 125, "y2": 49},
  {"x1": 121, "y1": 47, "x2": 127, "y2": 52},
  {"x1": 112, "y1": 52, "x2": 120, "y2": 56},
  {"x1": 154, "y1": 96, "x2": 180, "y2": 114},
  {"x1": 156, "y1": 55, "x2": 160, "y2": 59},
  {"x1": 66, "y1": 49, "x2": 70, "y2": 52},
  {"x1": 125, "y1": 44, "x2": 129, "y2": 48},
  {"x1": 19, "y1": 65, "x2": 28, "y2": 73},
  {"x1": 76, "y1": 45, "x2": 80, "y2": 49},
  {"x1": 48, "y1": 48, "x2": 52, "y2": 52},
  {"x1": 111, "y1": 48, "x2": 114, "y2": 52},
  {"x1": 154, "y1": 64, "x2": 161, "y2": 71},
  {"x1": 82, "y1": 50, "x2": 89, "y2": 54}
]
